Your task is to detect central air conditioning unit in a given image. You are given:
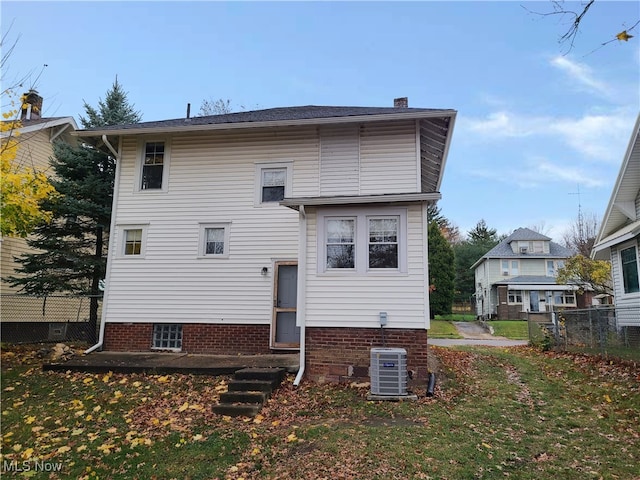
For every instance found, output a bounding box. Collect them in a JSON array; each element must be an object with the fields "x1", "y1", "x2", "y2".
[{"x1": 370, "y1": 347, "x2": 408, "y2": 396}]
